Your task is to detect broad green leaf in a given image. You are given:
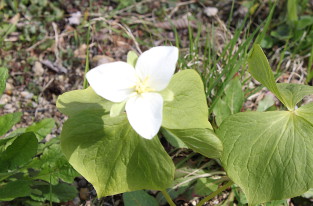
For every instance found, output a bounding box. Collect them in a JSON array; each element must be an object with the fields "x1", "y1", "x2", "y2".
[
  {"x1": 257, "y1": 93, "x2": 275, "y2": 112},
  {"x1": 30, "y1": 182, "x2": 77, "y2": 203},
  {"x1": 213, "y1": 98, "x2": 231, "y2": 126},
  {"x1": 277, "y1": 83, "x2": 313, "y2": 109},
  {"x1": 165, "y1": 128, "x2": 222, "y2": 158},
  {"x1": 30, "y1": 143, "x2": 79, "y2": 185},
  {"x1": 248, "y1": 45, "x2": 313, "y2": 110},
  {"x1": 127, "y1": 51, "x2": 138, "y2": 67},
  {"x1": 0, "y1": 67, "x2": 8, "y2": 96},
  {"x1": 163, "y1": 70, "x2": 212, "y2": 129},
  {"x1": 0, "y1": 135, "x2": 16, "y2": 152},
  {"x1": 0, "y1": 132, "x2": 38, "y2": 172},
  {"x1": 194, "y1": 178, "x2": 218, "y2": 196},
  {"x1": 6, "y1": 118, "x2": 55, "y2": 141},
  {"x1": 297, "y1": 16, "x2": 313, "y2": 30},
  {"x1": 56, "y1": 87, "x2": 112, "y2": 117},
  {"x1": 161, "y1": 128, "x2": 187, "y2": 148},
  {"x1": 248, "y1": 45, "x2": 285, "y2": 106},
  {"x1": 217, "y1": 111, "x2": 313, "y2": 205},
  {"x1": 26, "y1": 118, "x2": 55, "y2": 140},
  {"x1": 123, "y1": 190, "x2": 159, "y2": 206},
  {"x1": 224, "y1": 76, "x2": 244, "y2": 114},
  {"x1": 110, "y1": 101, "x2": 126, "y2": 117},
  {"x1": 60, "y1": 111, "x2": 175, "y2": 197},
  {"x1": 37, "y1": 135, "x2": 59, "y2": 152},
  {"x1": 0, "y1": 112, "x2": 22, "y2": 136},
  {"x1": 0, "y1": 180, "x2": 31, "y2": 201},
  {"x1": 213, "y1": 77, "x2": 243, "y2": 126},
  {"x1": 295, "y1": 102, "x2": 313, "y2": 124}
]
